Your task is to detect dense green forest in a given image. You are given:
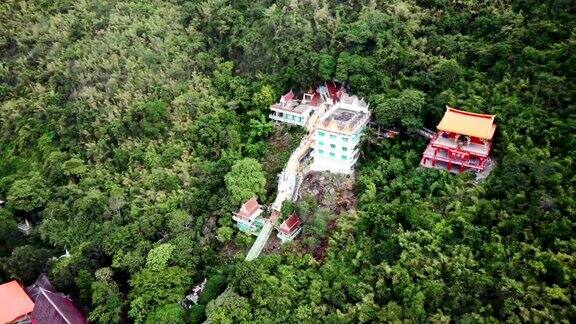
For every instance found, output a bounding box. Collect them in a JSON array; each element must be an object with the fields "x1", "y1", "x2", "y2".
[{"x1": 1, "y1": 0, "x2": 575, "y2": 322}]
